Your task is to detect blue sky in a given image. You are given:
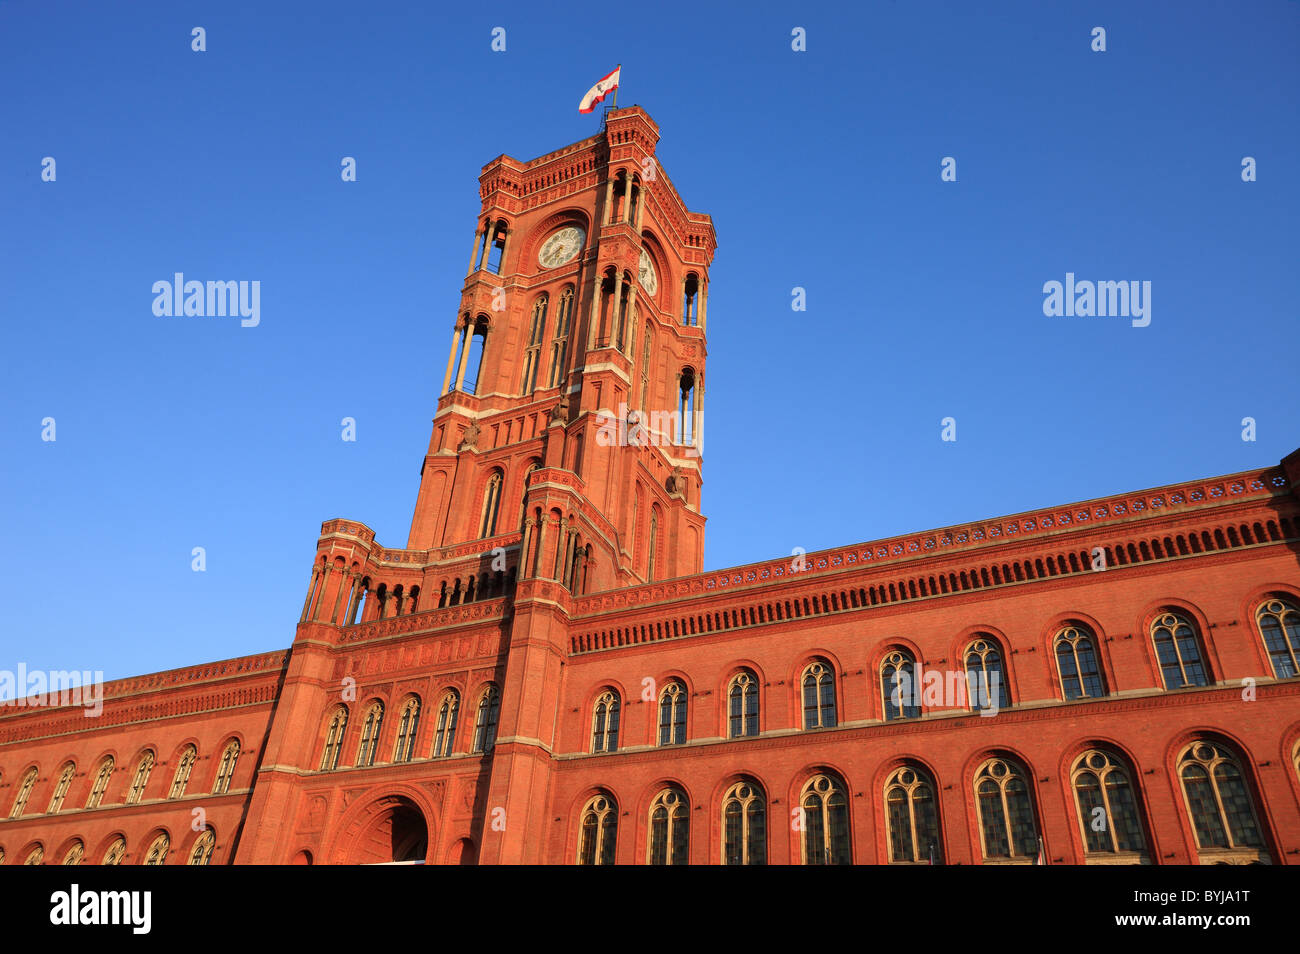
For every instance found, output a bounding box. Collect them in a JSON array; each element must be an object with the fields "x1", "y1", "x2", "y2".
[{"x1": 2, "y1": 1, "x2": 1297, "y2": 686}]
